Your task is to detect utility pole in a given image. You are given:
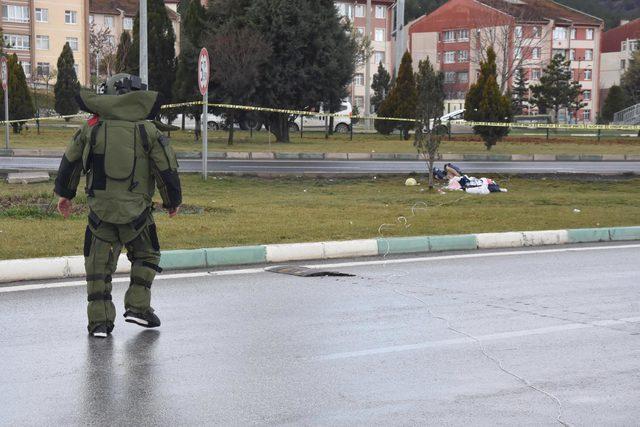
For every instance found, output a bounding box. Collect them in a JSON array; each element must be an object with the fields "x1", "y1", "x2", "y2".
[
  {"x1": 95, "y1": 52, "x2": 100, "y2": 94},
  {"x1": 364, "y1": 0, "x2": 372, "y2": 129},
  {"x1": 140, "y1": 0, "x2": 148, "y2": 86}
]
